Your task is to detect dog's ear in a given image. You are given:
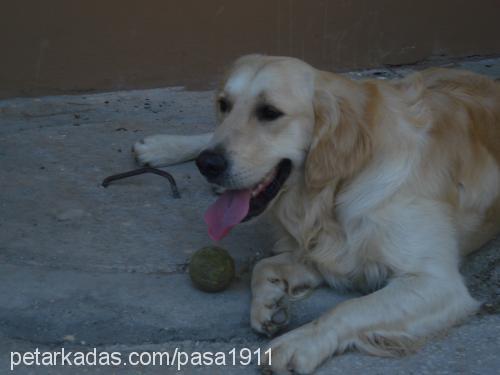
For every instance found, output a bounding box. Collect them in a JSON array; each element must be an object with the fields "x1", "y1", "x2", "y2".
[{"x1": 305, "y1": 84, "x2": 372, "y2": 189}]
